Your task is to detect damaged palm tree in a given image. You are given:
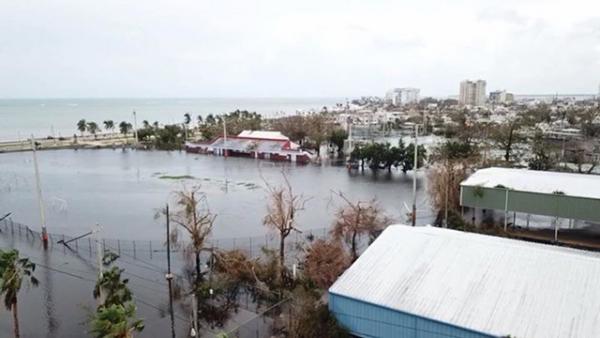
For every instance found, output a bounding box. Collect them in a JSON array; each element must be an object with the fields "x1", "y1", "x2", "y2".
[
  {"x1": 169, "y1": 186, "x2": 216, "y2": 288},
  {"x1": 262, "y1": 173, "x2": 309, "y2": 288},
  {"x1": 330, "y1": 191, "x2": 390, "y2": 261}
]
